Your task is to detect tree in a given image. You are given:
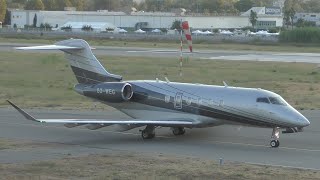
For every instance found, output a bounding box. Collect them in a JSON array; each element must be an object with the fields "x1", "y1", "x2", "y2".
[
  {"x1": 25, "y1": 0, "x2": 45, "y2": 10},
  {"x1": 288, "y1": 7, "x2": 295, "y2": 30},
  {"x1": 55, "y1": 0, "x2": 72, "y2": 10},
  {"x1": 249, "y1": 10, "x2": 258, "y2": 29},
  {"x1": 93, "y1": 0, "x2": 121, "y2": 11},
  {"x1": 284, "y1": 0, "x2": 303, "y2": 13},
  {"x1": 235, "y1": 0, "x2": 253, "y2": 12},
  {"x1": 0, "y1": 0, "x2": 7, "y2": 22},
  {"x1": 70, "y1": 0, "x2": 85, "y2": 11},
  {"x1": 296, "y1": 18, "x2": 304, "y2": 27},
  {"x1": 283, "y1": 9, "x2": 291, "y2": 29},
  {"x1": 43, "y1": 0, "x2": 58, "y2": 10},
  {"x1": 33, "y1": 14, "x2": 37, "y2": 27},
  {"x1": 253, "y1": 0, "x2": 273, "y2": 7},
  {"x1": 171, "y1": 19, "x2": 182, "y2": 30},
  {"x1": 4, "y1": 9, "x2": 11, "y2": 25},
  {"x1": 301, "y1": 0, "x2": 320, "y2": 13}
]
